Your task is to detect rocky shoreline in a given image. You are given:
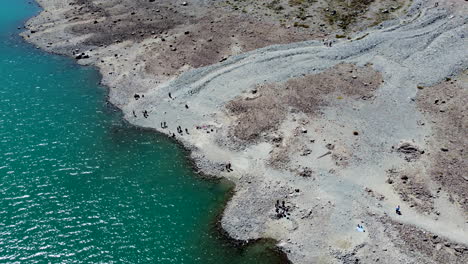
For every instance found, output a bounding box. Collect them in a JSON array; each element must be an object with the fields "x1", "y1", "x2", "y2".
[{"x1": 23, "y1": 0, "x2": 467, "y2": 263}]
